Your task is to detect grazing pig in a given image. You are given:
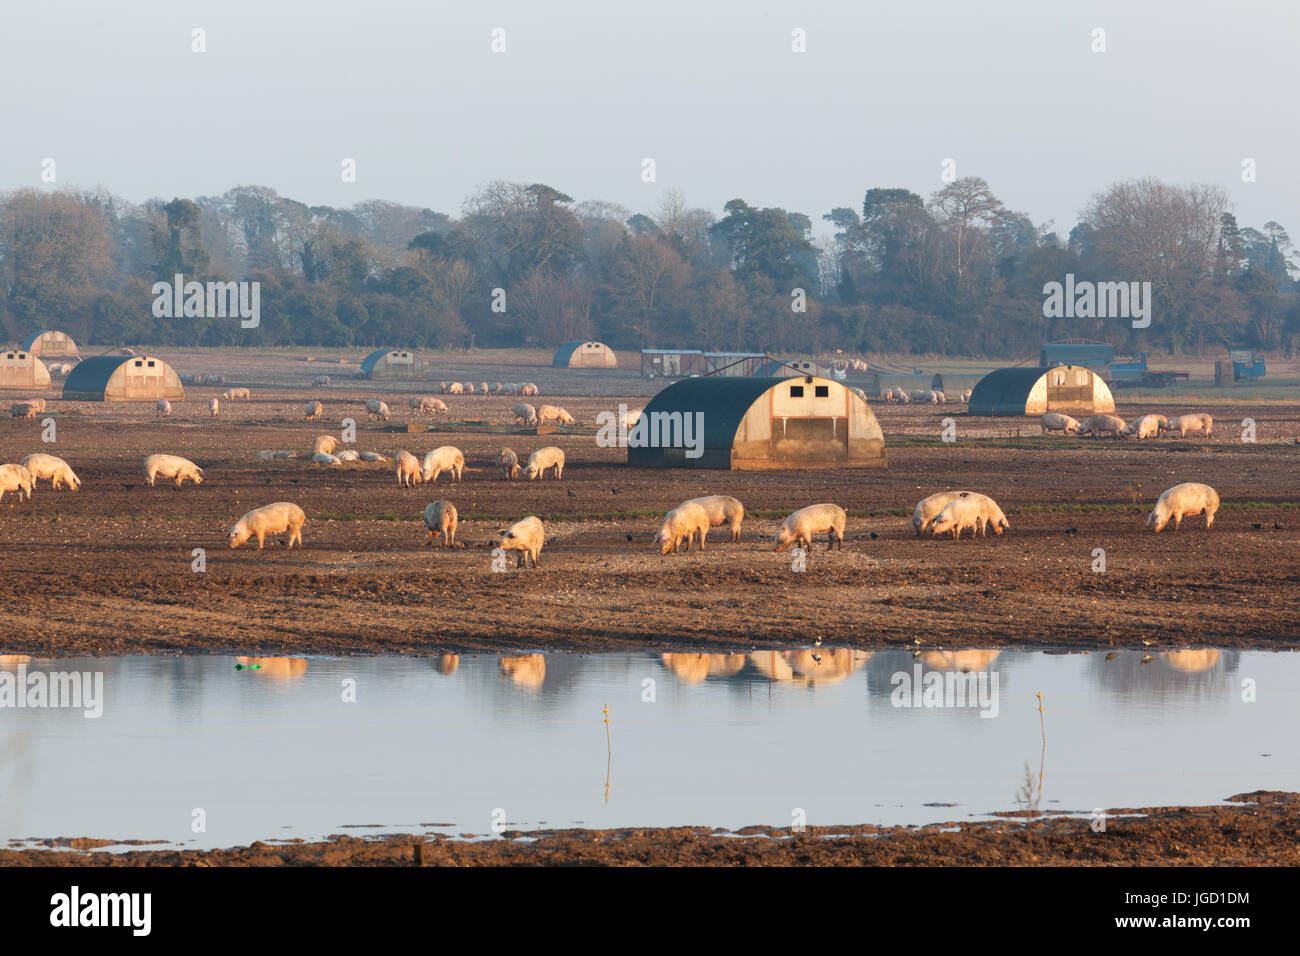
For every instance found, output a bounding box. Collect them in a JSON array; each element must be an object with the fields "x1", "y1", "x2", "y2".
[
  {"x1": 774, "y1": 503, "x2": 846, "y2": 552},
  {"x1": 156, "y1": 399, "x2": 172, "y2": 417},
  {"x1": 143, "y1": 454, "x2": 203, "y2": 488},
  {"x1": 23, "y1": 398, "x2": 47, "y2": 412},
  {"x1": 525, "y1": 446, "x2": 565, "y2": 481},
  {"x1": 227, "y1": 501, "x2": 306, "y2": 550},
  {"x1": 446, "y1": 382, "x2": 464, "y2": 395},
  {"x1": 1078, "y1": 415, "x2": 1126, "y2": 439},
  {"x1": 933, "y1": 390, "x2": 947, "y2": 404},
  {"x1": 421, "y1": 446, "x2": 464, "y2": 484},
  {"x1": 962, "y1": 492, "x2": 1010, "y2": 536},
  {"x1": 537, "y1": 404, "x2": 576, "y2": 426},
  {"x1": 312, "y1": 375, "x2": 331, "y2": 386},
  {"x1": 222, "y1": 388, "x2": 251, "y2": 400},
  {"x1": 479, "y1": 382, "x2": 489, "y2": 395},
  {"x1": 305, "y1": 401, "x2": 324, "y2": 420},
  {"x1": 656, "y1": 500, "x2": 712, "y2": 554},
  {"x1": 365, "y1": 399, "x2": 391, "y2": 422},
  {"x1": 395, "y1": 450, "x2": 424, "y2": 487},
  {"x1": 492, "y1": 383, "x2": 505, "y2": 395},
  {"x1": 423, "y1": 500, "x2": 458, "y2": 548},
  {"x1": 685, "y1": 495, "x2": 745, "y2": 542},
  {"x1": 521, "y1": 383, "x2": 539, "y2": 397},
  {"x1": 895, "y1": 389, "x2": 910, "y2": 404},
  {"x1": 911, "y1": 491, "x2": 973, "y2": 536},
  {"x1": 463, "y1": 382, "x2": 475, "y2": 394},
  {"x1": 0, "y1": 463, "x2": 35, "y2": 502},
  {"x1": 209, "y1": 397, "x2": 220, "y2": 416},
  {"x1": 1167, "y1": 412, "x2": 1213, "y2": 438},
  {"x1": 514, "y1": 402, "x2": 538, "y2": 425},
  {"x1": 1147, "y1": 482, "x2": 1219, "y2": 532},
  {"x1": 496, "y1": 516, "x2": 545, "y2": 568},
  {"x1": 20, "y1": 453, "x2": 79, "y2": 491},
  {"x1": 411, "y1": 395, "x2": 447, "y2": 415},
  {"x1": 1123, "y1": 414, "x2": 1163, "y2": 440},
  {"x1": 930, "y1": 497, "x2": 984, "y2": 540},
  {"x1": 497, "y1": 448, "x2": 520, "y2": 480},
  {"x1": 312, "y1": 435, "x2": 338, "y2": 456},
  {"x1": 10, "y1": 402, "x2": 39, "y2": 419},
  {"x1": 960, "y1": 389, "x2": 972, "y2": 403},
  {"x1": 312, "y1": 452, "x2": 342, "y2": 465},
  {"x1": 1040, "y1": 412, "x2": 1081, "y2": 436}
]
